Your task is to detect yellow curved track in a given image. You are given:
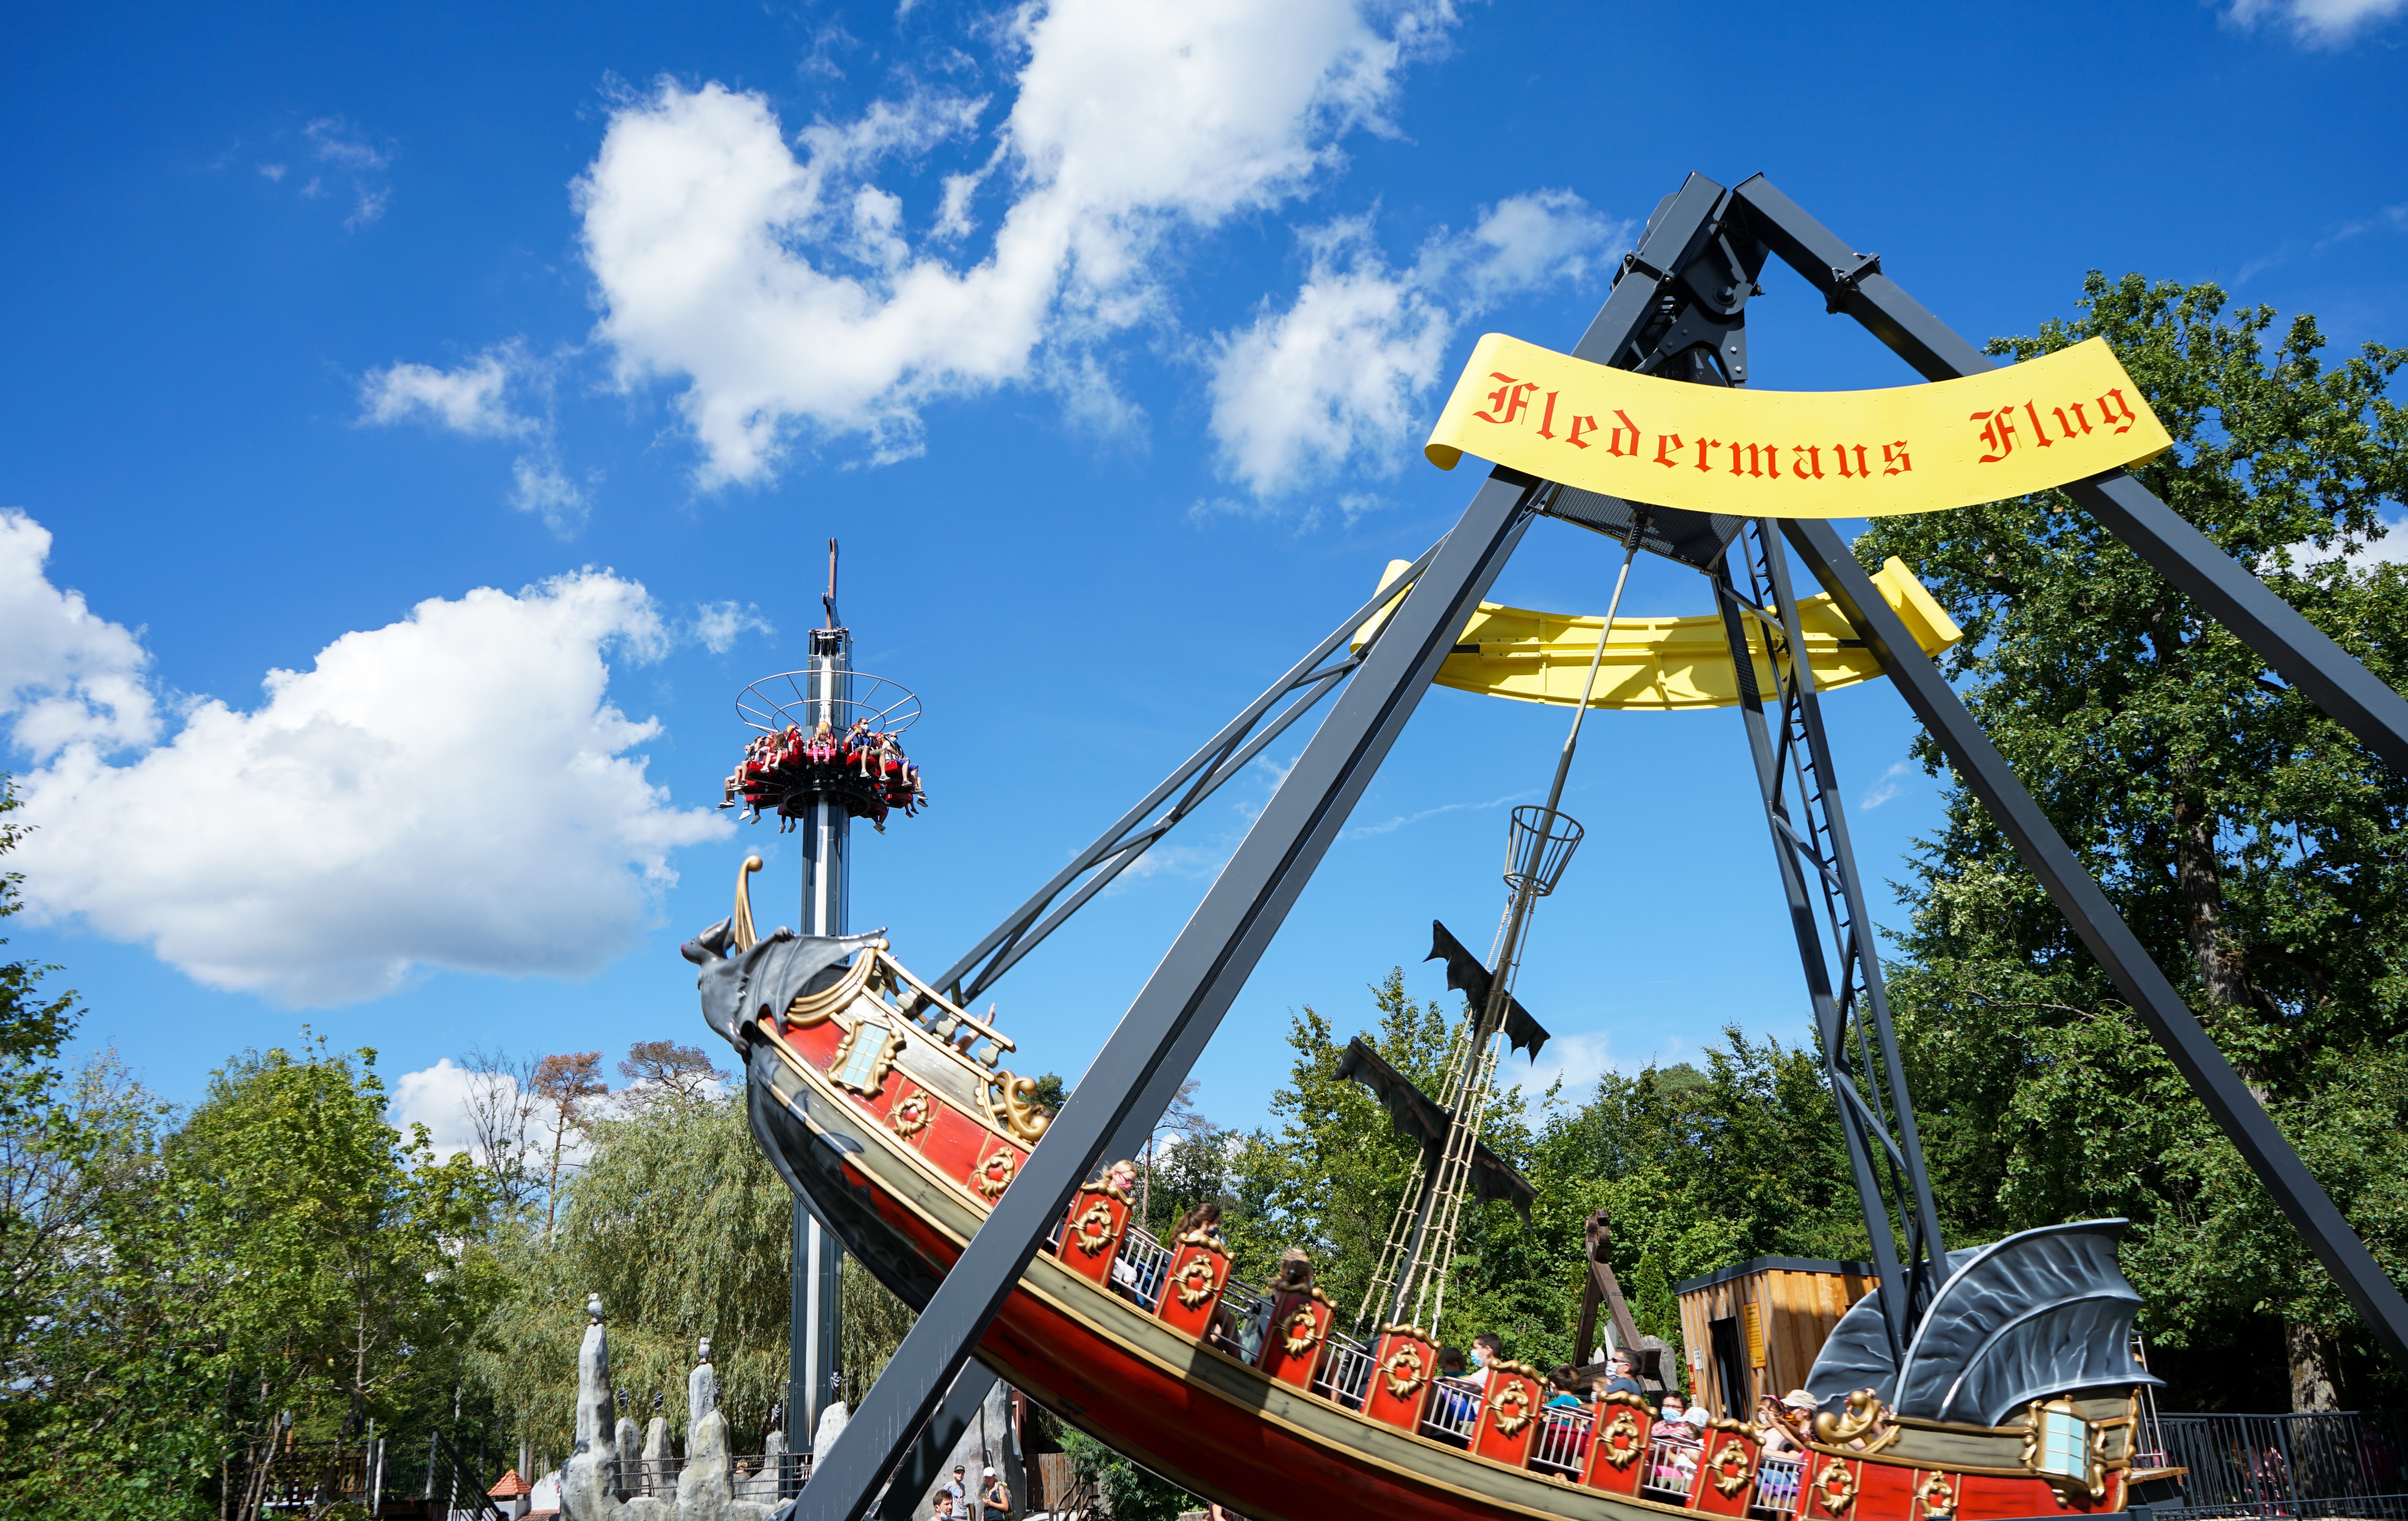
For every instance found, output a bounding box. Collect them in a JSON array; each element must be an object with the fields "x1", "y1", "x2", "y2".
[{"x1": 1359, "y1": 556, "x2": 1963, "y2": 711}]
